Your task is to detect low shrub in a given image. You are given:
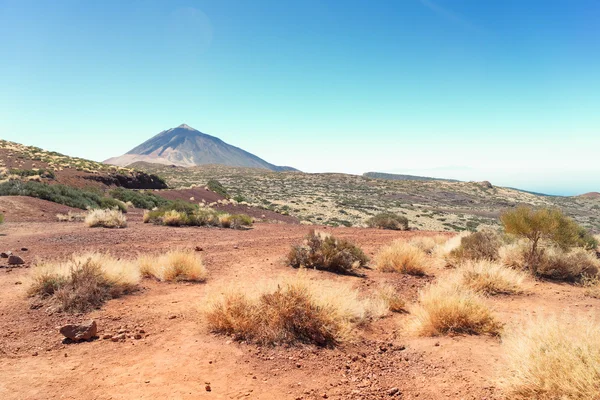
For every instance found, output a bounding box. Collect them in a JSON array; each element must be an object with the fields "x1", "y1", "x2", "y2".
[
  {"x1": 110, "y1": 187, "x2": 170, "y2": 210},
  {"x1": 288, "y1": 230, "x2": 368, "y2": 275},
  {"x1": 536, "y1": 246, "x2": 600, "y2": 281},
  {"x1": 501, "y1": 314, "x2": 600, "y2": 399},
  {"x1": 409, "y1": 280, "x2": 501, "y2": 336},
  {"x1": 28, "y1": 253, "x2": 140, "y2": 313},
  {"x1": 376, "y1": 284, "x2": 406, "y2": 313},
  {"x1": 458, "y1": 260, "x2": 525, "y2": 295},
  {"x1": 205, "y1": 275, "x2": 384, "y2": 346},
  {"x1": 138, "y1": 249, "x2": 207, "y2": 282},
  {"x1": 449, "y1": 230, "x2": 501, "y2": 262},
  {"x1": 0, "y1": 180, "x2": 125, "y2": 211},
  {"x1": 498, "y1": 240, "x2": 529, "y2": 269},
  {"x1": 366, "y1": 212, "x2": 409, "y2": 230},
  {"x1": 85, "y1": 209, "x2": 127, "y2": 228},
  {"x1": 374, "y1": 241, "x2": 428, "y2": 275},
  {"x1": 207, "y1": 179, "x2": 229, "y2": 199}
]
